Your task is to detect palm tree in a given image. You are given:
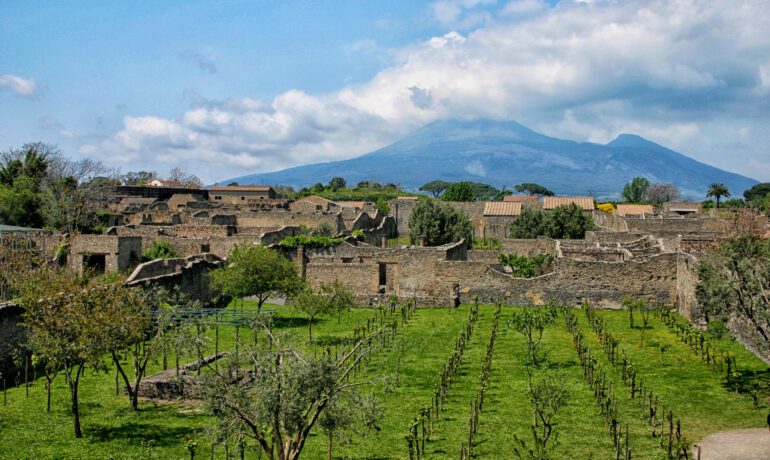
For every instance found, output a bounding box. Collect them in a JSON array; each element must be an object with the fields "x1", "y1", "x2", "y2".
[{"x1": 707, "y1": 183, "x2": 730, "y2": 208}]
